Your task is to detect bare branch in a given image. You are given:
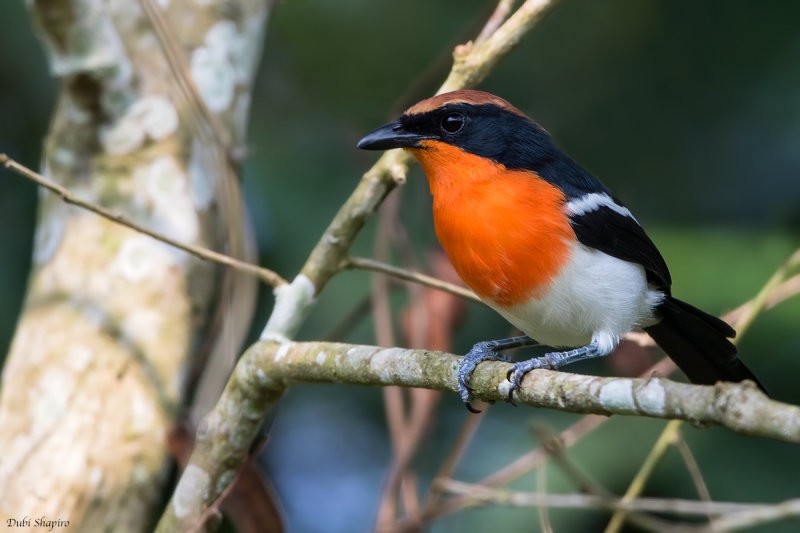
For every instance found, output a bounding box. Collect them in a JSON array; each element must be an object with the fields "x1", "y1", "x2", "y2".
[
  {"x1": 421, "y1": 406, "x2": 487, "y2": 515},
  {"x1": 724, "y1": 274, "x2": 800, "y2": 326},
  {"x1": 372, "y1": 192, "x2": 405, "y2": 528},
  {"x1": 703, "y1": 499, "x2": 800, "y2": 532},
  {"x1": 731, "y1": 248, "x2": 800, "y2": 335},
  {"x1": 436, "y1": 479, "x2": 800, "y2": 521},
  {"x1": 139, "y1": 0, "x2": 234, "y2": 151},
  {"x1": 532, "y1": 423, "x2": 611, "y2": 497},
  {"x1": 533, "y1": 423, "x2": 682, "y2": 533},
  {"x1": 0, "y1": 154, "x2": 287, "y2": 288},
  {"x1": 440, "y1": 0, "x2": 561, "y2": 92},
  {"x1": 536, "y1": 460, "x2": 553, "y2": 533},
  {"x1": 345, "y1": 256, "x2": 480, "y2": 303},
  {"x1": 475, "y1": 0, "x2": 520, "y2": 45},
  {"x1": 673, "y1": 432, "x2": 712, "y2": 503},
  {"x1": 605, "y1": 420, "x2": 684, "y2": 533},
  {"x1": 206, "y1": 340, "x2": 798, "y2": 443}
]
